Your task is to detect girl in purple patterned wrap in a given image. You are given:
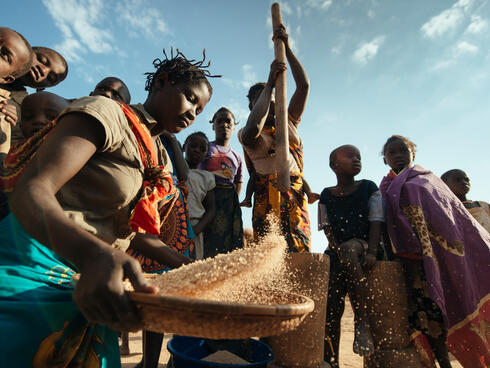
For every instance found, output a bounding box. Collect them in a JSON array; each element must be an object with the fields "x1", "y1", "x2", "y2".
[{"x1": 380, "y1": 135, "x2": 490, "y2": 368}]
